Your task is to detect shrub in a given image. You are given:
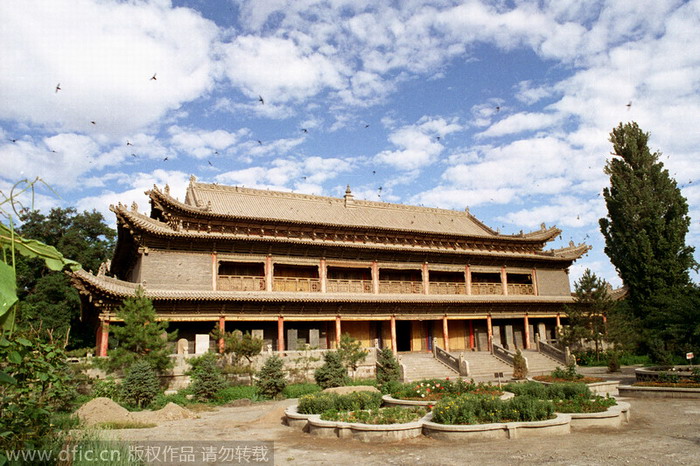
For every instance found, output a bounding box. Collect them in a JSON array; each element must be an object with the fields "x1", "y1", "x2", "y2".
[
  {"x1": 320, "y1": 407, "x2": 426, "y2": 424},
  {"x1": 91, "y1": 377, "x2": 122, "y2": 401},
  {"x1": 188, "y1": 353, "x2": 227, "y2": 402},
  {"x1": 504, "y1": 381, "x2": 591, "y2": 400},
  {"x1": 607, "y1": 351, "x2": 621, "y2": 372},
  {"x1": 432, "y1": 394, "x2": 553, "y2": 425},
  {"x1": 314, "y1": 351, "x2": 349, "y2": 389},
  {"x1": 282, "y1": 383, "x2": 321, "y2": 399},
  {"x1": 297, "y1": 391, "x2": 382, "y2": 414},
  {"x1": 120, "y1": 360, "x2": 160, "y2": 409},
  {"x1": 214, "y1": 385, "x2": 260, "y2": 404},
  {"x1": 376, "y1": 348, "x2": 401, "y2": 390},
  {"x1": 513, "y1": 350, "x2": 528, "y2": 379},
  {"x1": 150, "y1": 391, "x2": 192, "y2": 410},
  {"x1": 390, "y1": 378, "x2": 500, "y2": 400},
  {"x1": 256, "y1": 355, "x2": 287, "y2": 399},
  {"x1": 337, "y1": 333, "x2": 368, "y2": 379}
]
